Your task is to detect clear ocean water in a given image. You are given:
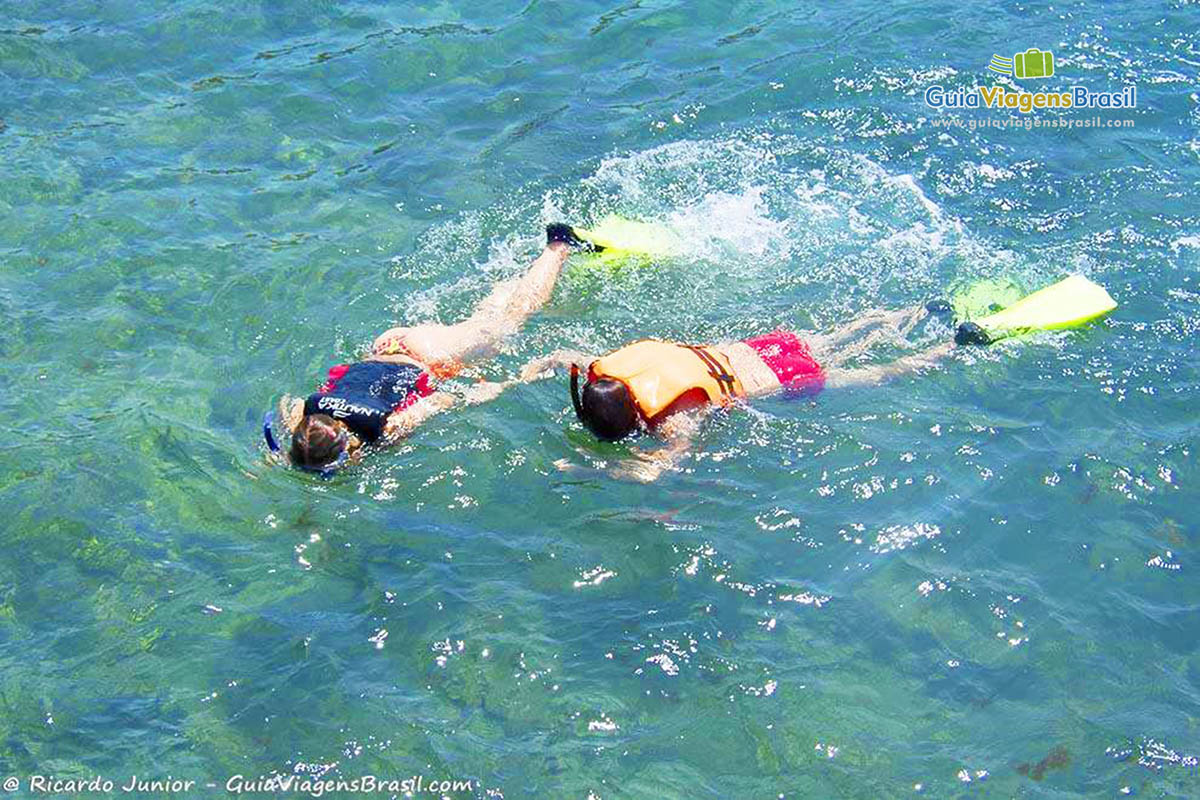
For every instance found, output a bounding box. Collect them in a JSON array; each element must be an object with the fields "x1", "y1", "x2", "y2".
[{"x1": 1, "y1": 1, "x2": 1198, "y2": 797}]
